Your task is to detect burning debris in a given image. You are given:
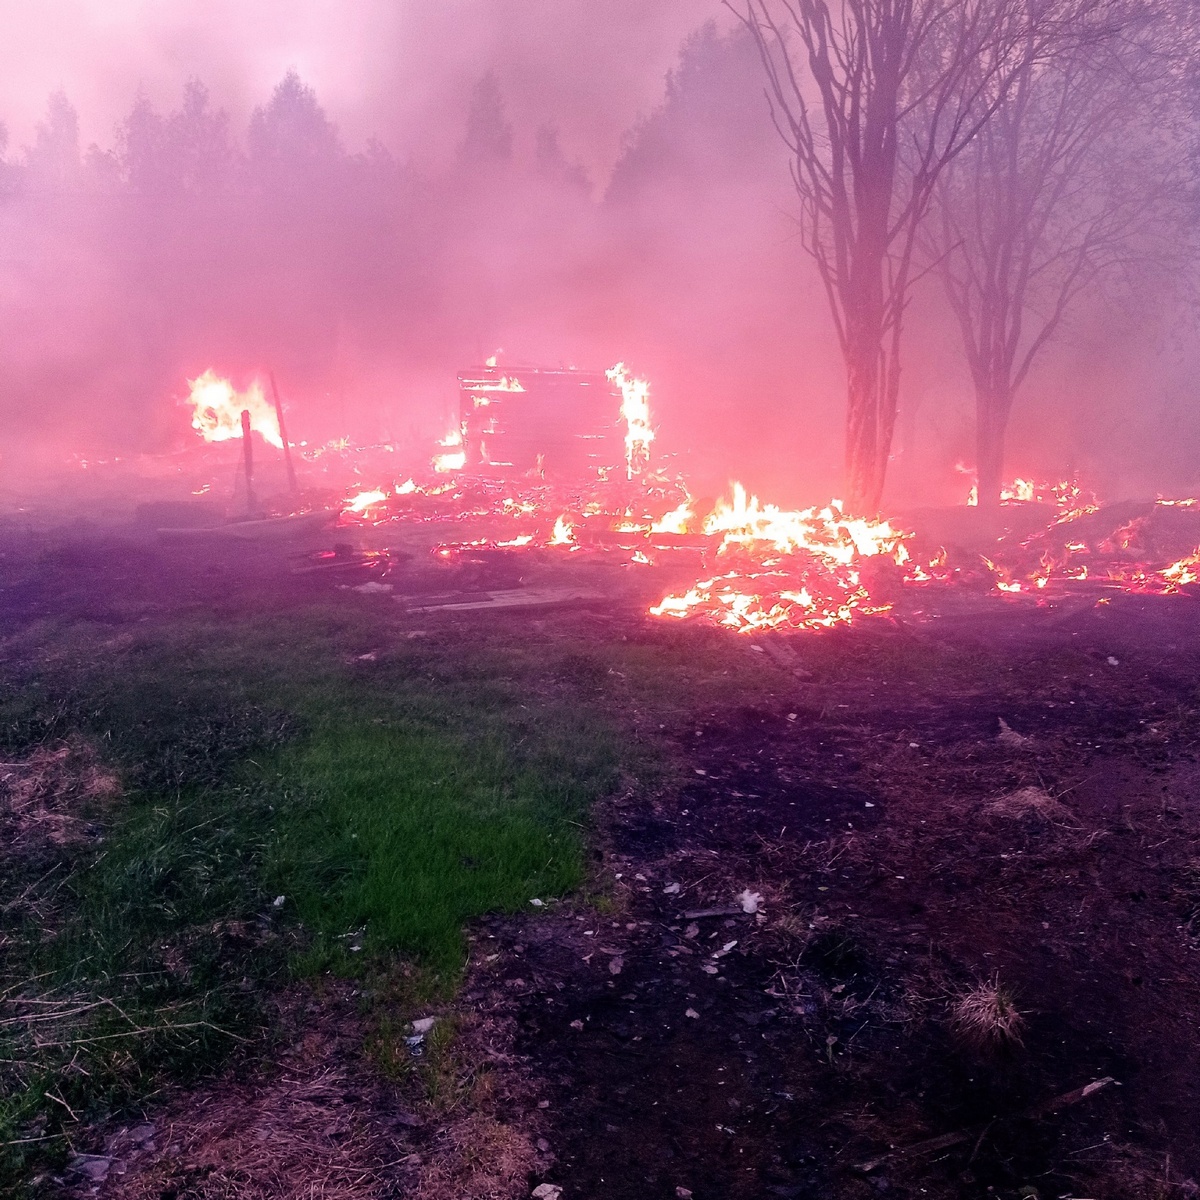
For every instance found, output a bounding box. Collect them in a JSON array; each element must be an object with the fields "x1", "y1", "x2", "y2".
[
  {"x1": 187, "y1": 370, "x2": 284, "y2": 450},
  {"x1": 965, "y1": 475, "x2": 1098, "y2": 518},
  {"x1": 165, "y1": 362, "x2": 1200, "y2": 633},
  {"x1": 457, "y1": 362, "x2": 631, "y2": 477}
]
